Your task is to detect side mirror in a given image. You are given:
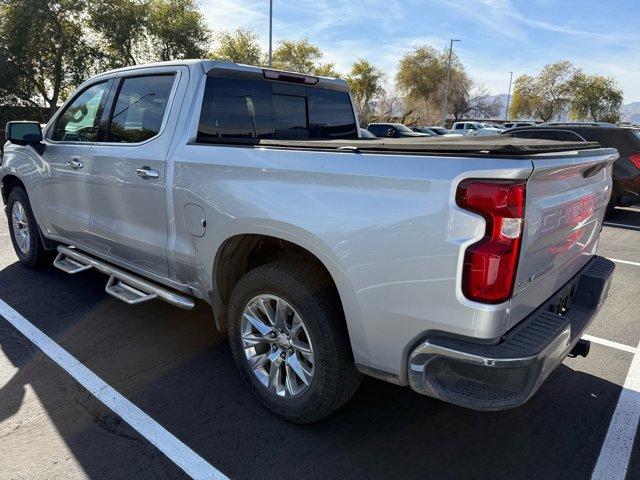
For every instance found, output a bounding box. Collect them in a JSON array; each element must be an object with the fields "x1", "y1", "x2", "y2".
[{"x1": 6, "y1": 121, "x2": 44, "y2": 153}]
